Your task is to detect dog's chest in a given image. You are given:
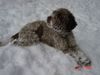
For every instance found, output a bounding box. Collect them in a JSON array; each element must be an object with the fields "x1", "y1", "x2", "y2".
[{"x1": 41, "y1": 26, "x2": 69, "y2": 50}]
